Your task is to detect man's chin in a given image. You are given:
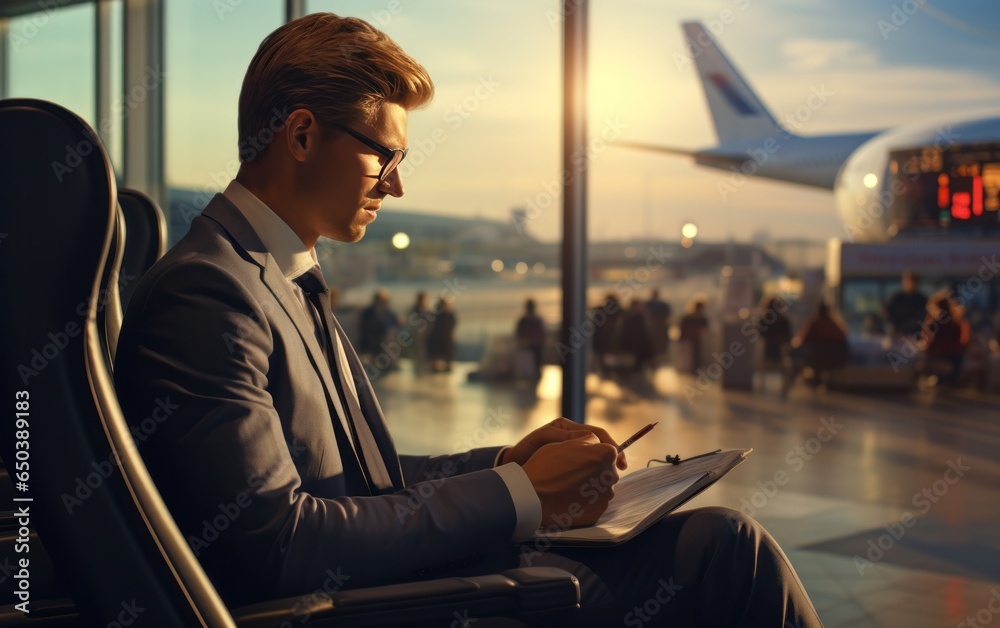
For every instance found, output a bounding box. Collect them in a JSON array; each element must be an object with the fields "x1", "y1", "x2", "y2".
[
  {"x1": 348, "y1": 226, "x2": 367, "y2": 243},
  {"x1": 323, "y1": 226, "x2": 366, "y2": 244}
]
